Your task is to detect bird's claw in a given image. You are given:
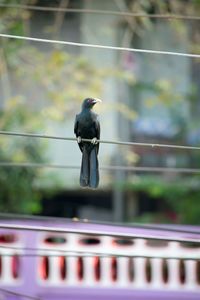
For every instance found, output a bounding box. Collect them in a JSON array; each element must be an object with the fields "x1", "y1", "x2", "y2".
[
  {"x1": 91, "y1": 137, "x2": 98, "y2": 145},
  {"x1": 77, "y1": 136, "x2": 82, "y2": 143}
]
